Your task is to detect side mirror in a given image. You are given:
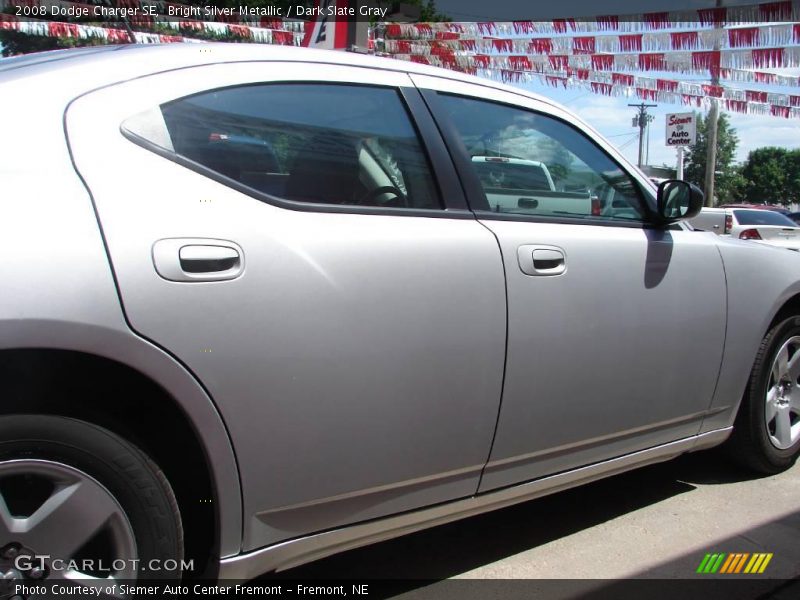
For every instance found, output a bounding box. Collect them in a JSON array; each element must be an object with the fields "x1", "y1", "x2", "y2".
[{"x1": 656, "y1": 180, "x2": 704, "y2": 223}]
